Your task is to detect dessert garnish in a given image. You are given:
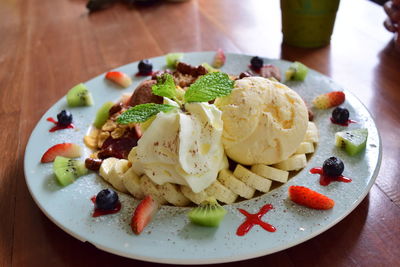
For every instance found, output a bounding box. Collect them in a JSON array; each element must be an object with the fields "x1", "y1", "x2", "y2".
[
  {"x1": 117, "y1": 72, "x2": 234, "y2": 125},
  {"x1": 166, "y1": 53, "x2": 183, "y2": 69},
  {"x1": 250, "y1": 56, "x2": 264, "y2": 71},
  {"x1": 91, "y1": 189, "x2": 121, "y2": 217},
  {"x1": 335, "y1": 128, "x2": 368, "y2": 155},
  {"x1": 212, "y1": 49, "x2": 226, "y2": 68},
  {"x1": 66, "y1": 83, "x2": 94, "y2": 107},
  {"x1": 47, "y1": 110, "x2": 75, "y2": 132},
  {"x1": 53, "y1": 156, "x2": 88, "y2": 186},
  {"x1": 312, "y1": 91, "x2": 345, "y2": 109},
  {"x1": 188, "y1": 197, "x2": 227, "y2": 227},
  {"x1": 93, "y1": 101, "x2": 114, "y2": 128},
  {"x1": 288, "y1": 185, "x2": 335, "y2": 210},
  {"x1": 105, "y1": 71, "x2": 132, "y2": 88},
  {"x1": 131, "y1": 195, "x2": 159, "y2": 235},
  {"x1": 236, "y1": 204, "x2": 276, "y2": 236},
  {"x1": 136, "y1": 59, "x2": 154, "y2": 76},
  {"x1": 41, "y1": 143, "x2": 82, "y2": 163},
  {"x1": 330, "y1": 107, "x2": 356, "y2": 126},
  {"x1": 310, "y1": 157, "x2": 352, "y2": 186},
  {"x1": 285, "y1": 61, "x2": 309, "y2": 81}
]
